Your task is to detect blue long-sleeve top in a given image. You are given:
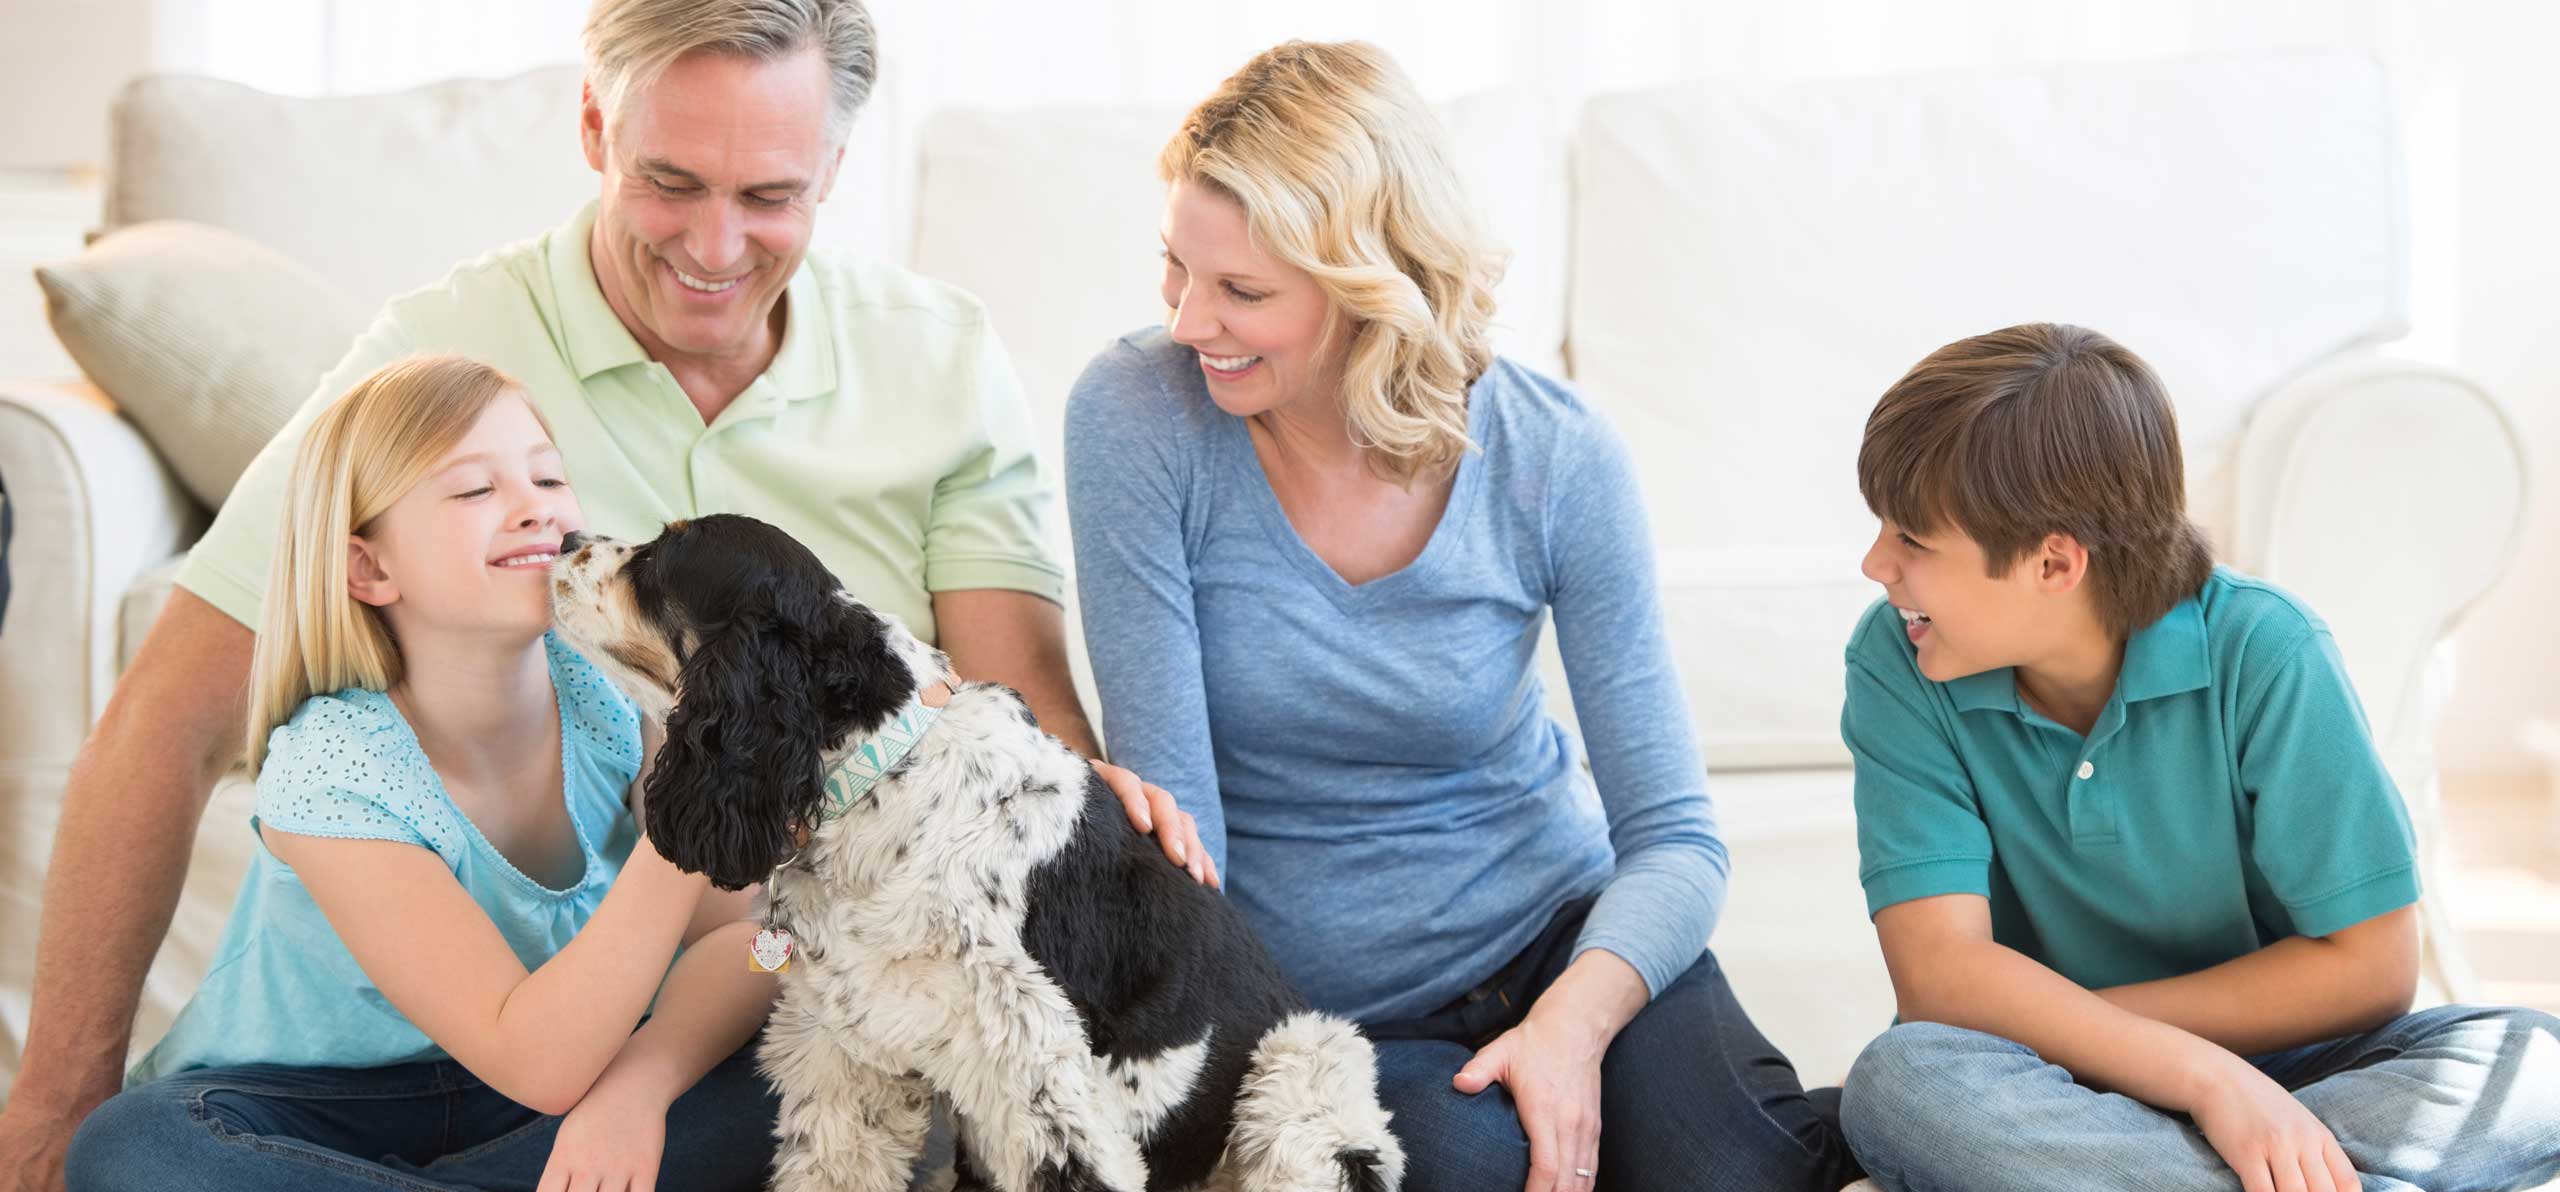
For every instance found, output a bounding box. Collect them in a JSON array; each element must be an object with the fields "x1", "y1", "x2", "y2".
[{"x1": 1064, "y1": 327, "x2": 1728, "y2": 1022}]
